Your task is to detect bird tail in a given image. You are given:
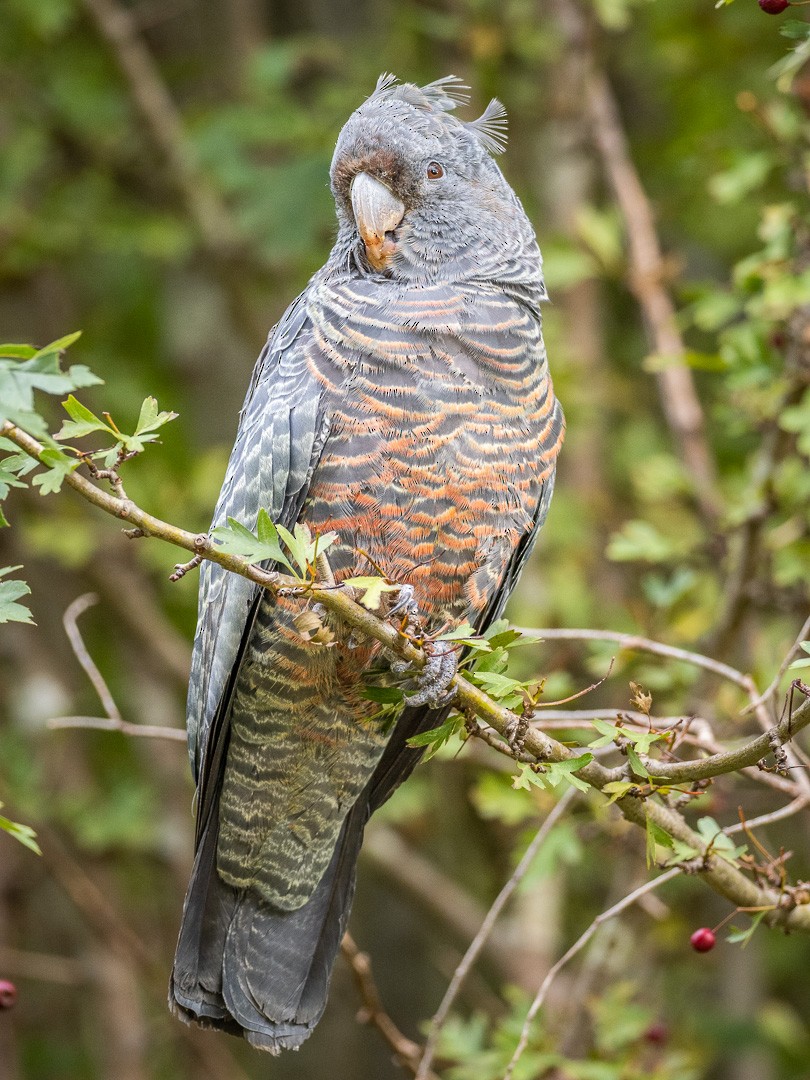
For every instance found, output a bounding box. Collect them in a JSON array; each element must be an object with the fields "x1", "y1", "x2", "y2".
[{"x1": 169, "y1": 799, "x2": 367, "y2": 1053}]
